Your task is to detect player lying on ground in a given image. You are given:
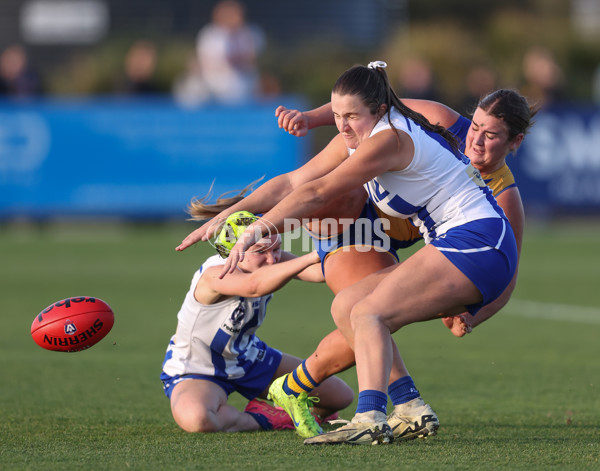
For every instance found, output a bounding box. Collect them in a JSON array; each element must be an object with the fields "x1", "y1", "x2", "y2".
[{"x1": 161, "y1": 211, "x2": 353, "y2": 433}]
